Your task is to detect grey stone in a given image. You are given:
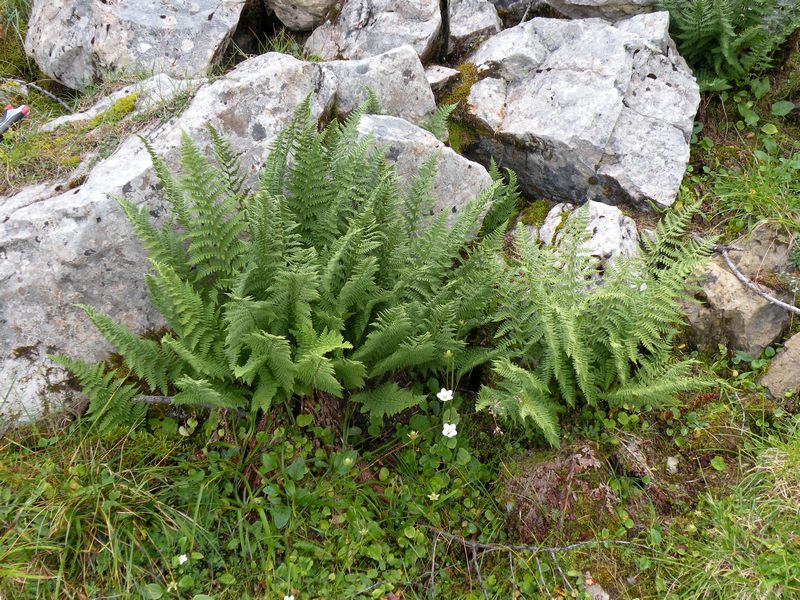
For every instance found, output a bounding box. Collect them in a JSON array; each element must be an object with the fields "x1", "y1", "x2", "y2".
[
  {"x1": 533, "y1": 201, "x2": 639, "y2": 271},
  {"x1": 324, "y1": 46, "x2": 436, "y2": 125},
  {"x1": 0, "y1": 53, "x2": 338, "y2": 426},
  {"x1": 266, "y1": 0, "x2": 339, "y2": 31},
  {"x1": 466, "y1": 12, "x2": 699, "y2": 209},
  {"x1": 305, "y1": 0, "x2": 442, "y2": 62},
  {"x1": 760, "y1": 333, "x2": 800, "y2": 399},
  {"x1": 42, "y1": 74, "x2": 202, "y2": 133},
  {"x1": 24, "y1": 0, "x2": 244, "y2": 91},
  {"x1": 356, "y1": 114, "x2": 493, "y2": 225},
  {"x1": 426, "y1": 65, "x2": 462, "y2": 94},
  {"x1": 544, "y1": 0, "x2": 656, "y2": 20},
  {"x1": 448, "y1": 0, "x2": 502, "y2": 57},
  {"x1": 683, "y1": 262, "x2": 789, "y2": 356}
]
